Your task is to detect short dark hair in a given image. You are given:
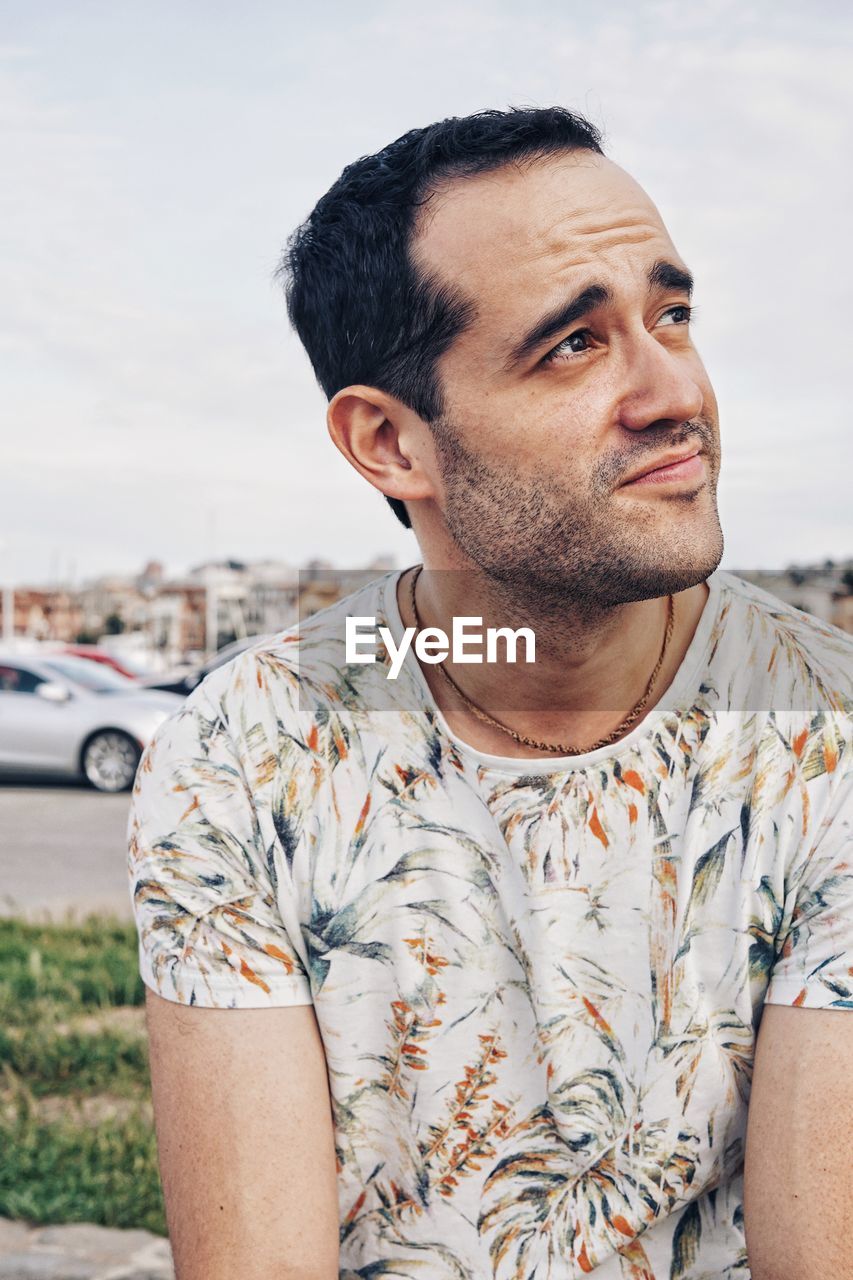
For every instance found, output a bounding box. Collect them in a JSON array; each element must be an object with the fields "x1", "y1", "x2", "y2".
[{"x1": 278, "y1": 106, "x2": 605, "y2": 529}]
